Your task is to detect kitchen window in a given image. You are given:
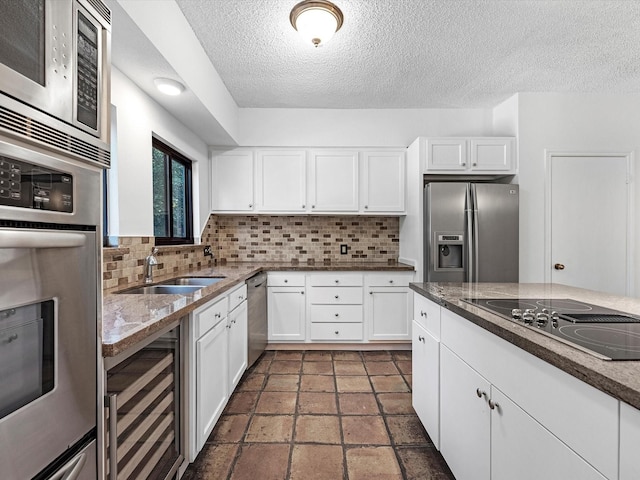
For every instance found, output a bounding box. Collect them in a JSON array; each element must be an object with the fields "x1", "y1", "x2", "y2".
[{"x1": 152, "y1": 138, "x2": 194, "y2": 245}]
